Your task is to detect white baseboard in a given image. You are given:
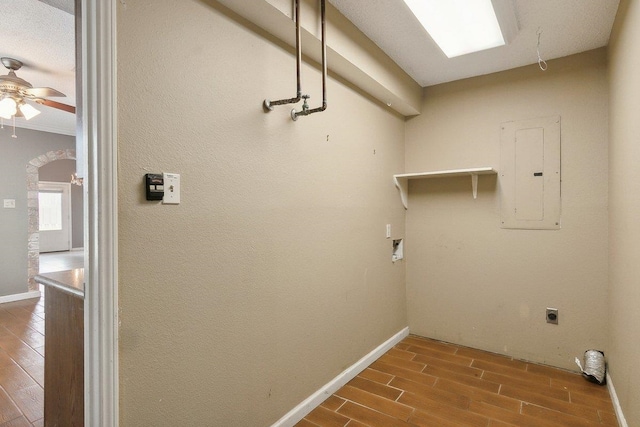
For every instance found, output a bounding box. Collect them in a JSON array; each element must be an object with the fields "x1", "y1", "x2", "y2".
[
  {"x1": 0, "y1": 290, "x2": 41, "y2": 304},
  {"x1": 71, "y1": 247, "x2": 84, "y2": 251},
  {"x1": 606, "y1": 372, "x2": 628, "y2": 427},
  {"x1": 271, "y1": 326, "x2": 410, "y2": 427}
]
